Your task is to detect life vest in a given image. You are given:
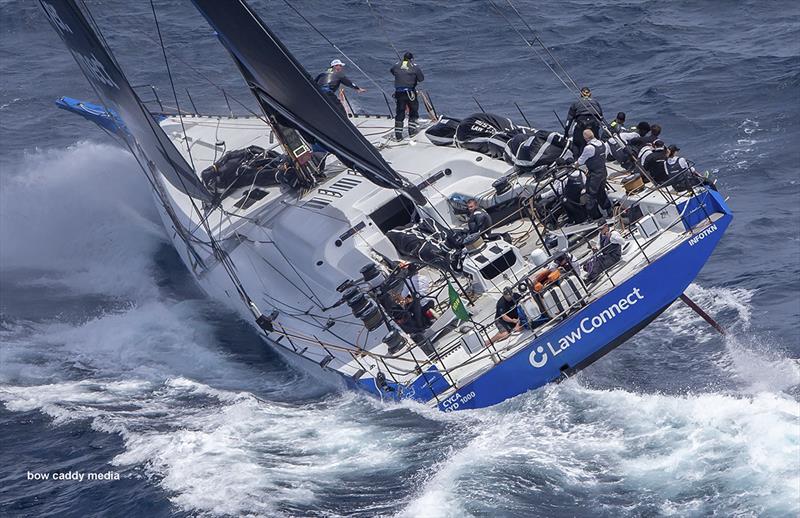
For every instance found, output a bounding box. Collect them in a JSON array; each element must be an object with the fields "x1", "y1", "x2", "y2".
[
  {"x1": 666, "y1": 157, "x2": 688, "y2": 176},
  {"x1": 600, "y1": 233, "x2": 622, "y2": 263},
  {"x1": 563, "y1": 170, "x2": 584, "y2": 202},
  {"x1": 666, "y1": 157, "x2": 702, "y2": 191},
  {"x1": 644, "y1": 149, "x2": 669, "y2": 184},
  {"x1": 585, "y1": 140, "x2": 607, "y2": 177},
  {"x1": 533, "y1": 269, "x2": 561, "y2": 292}
]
